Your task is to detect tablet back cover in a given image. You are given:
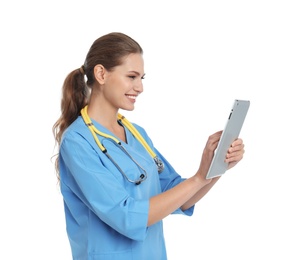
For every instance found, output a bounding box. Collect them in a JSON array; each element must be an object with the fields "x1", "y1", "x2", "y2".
[{"x1": 206, "y1": 99, "x2": 250, "y2": 179}]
